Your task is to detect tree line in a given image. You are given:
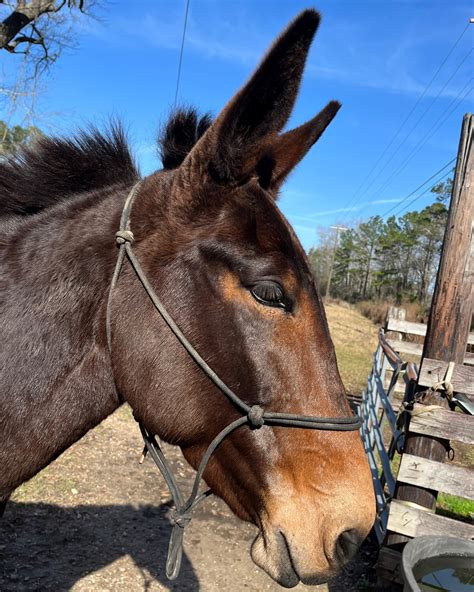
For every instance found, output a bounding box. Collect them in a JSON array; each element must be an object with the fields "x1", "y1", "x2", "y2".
[
  {"x1": 0, "y1": 120, "x2": 40, "y2": 155},
  {"x1": 308, "y1": 180, "x2": 452, "y2": 306}
]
